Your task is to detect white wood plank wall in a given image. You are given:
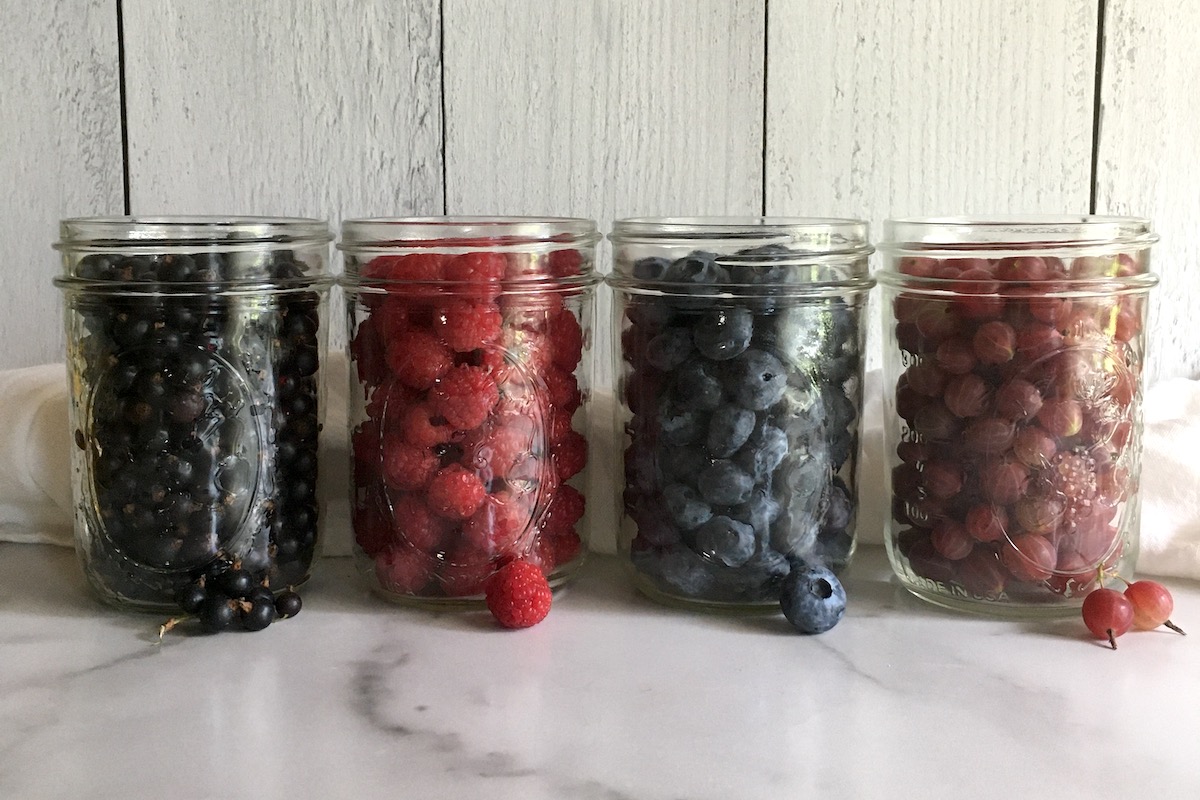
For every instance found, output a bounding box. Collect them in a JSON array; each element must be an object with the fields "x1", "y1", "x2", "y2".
[{"x1": 3, "y1": 0, "x2": 1199, "y2": 549}]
